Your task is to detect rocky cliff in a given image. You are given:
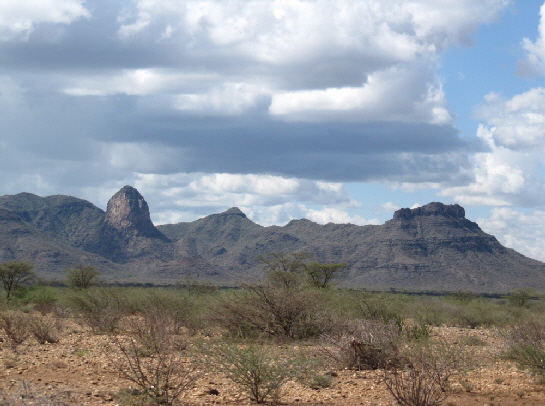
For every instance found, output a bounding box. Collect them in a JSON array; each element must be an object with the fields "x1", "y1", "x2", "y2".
[
  {"x1": 105, "y1": 186, "x2": 170, "y2": 241},
  {"x1": 1, "y1": 189, "x2": 544, "y2": 292}
]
